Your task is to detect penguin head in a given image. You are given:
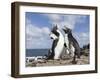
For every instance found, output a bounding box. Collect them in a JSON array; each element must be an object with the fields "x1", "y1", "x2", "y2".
[
  {"x1": 50, "y1": 25, "x2": 59, "y2": 40},
  {"x1": 62, "y1": 26, "x2": 72, "y2": 34}
]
